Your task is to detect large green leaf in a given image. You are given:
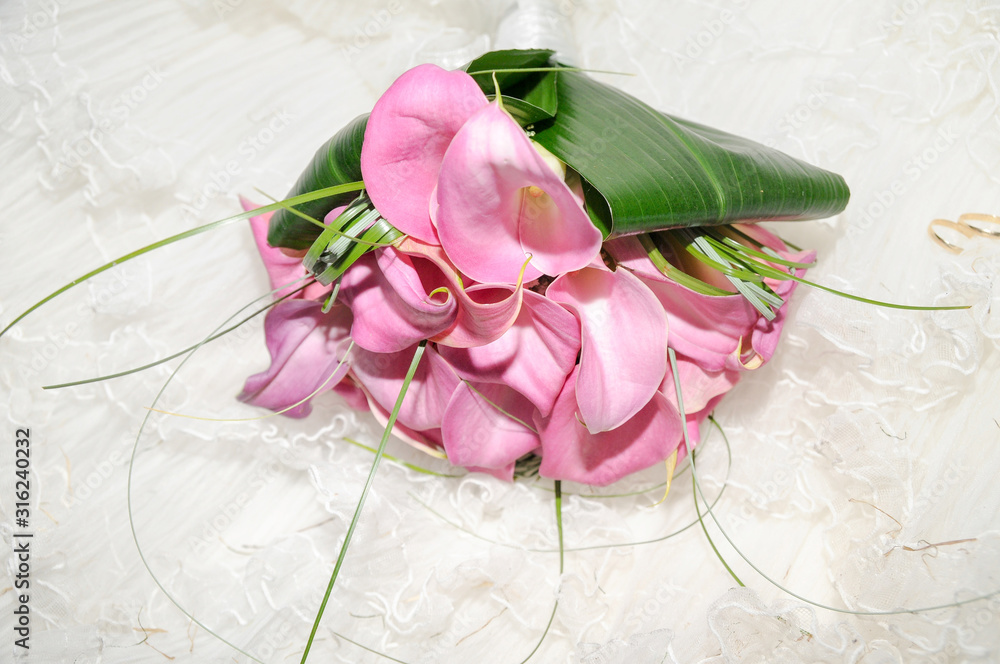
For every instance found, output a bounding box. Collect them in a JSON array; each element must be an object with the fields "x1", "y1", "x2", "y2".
[
  {"x1": 531, "y1": 71, "x2": 850, "y2": 237},
  {"x1": 466, "y1": 48, "x2": 559, "y2": 126},
  {"x1": 464, "y1": 48, "x2": 555, "y2": 94},
  {"x1": 267, "y1": 113, "x2": 368, "y2": 250}
]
